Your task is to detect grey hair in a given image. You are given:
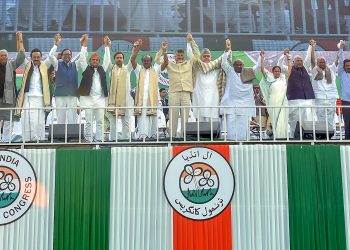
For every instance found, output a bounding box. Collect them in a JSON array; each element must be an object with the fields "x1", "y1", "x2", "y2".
[
  {"x1": 201, "y1": 48, "x2": 211, "y2": 56},
  {"x1": 293, "y1": 55, "x2": 302, "y2": 61},
  {"x1": 0, "y1": 49, "x2": 8, "y2": 56}
]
